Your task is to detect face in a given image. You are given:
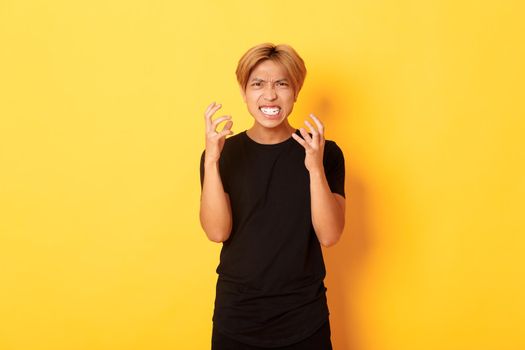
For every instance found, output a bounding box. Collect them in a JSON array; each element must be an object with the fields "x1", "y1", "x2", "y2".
[{"x1": 241, "y1": 60, "x2": 297, "y2": 130}]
